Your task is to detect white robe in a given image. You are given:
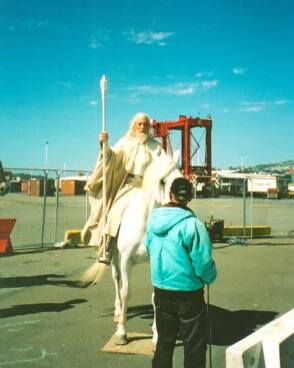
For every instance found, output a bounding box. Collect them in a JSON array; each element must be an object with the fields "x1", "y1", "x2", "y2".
[{"x1": 82, "y1": 135, "x2": 165, "y2": 246}]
